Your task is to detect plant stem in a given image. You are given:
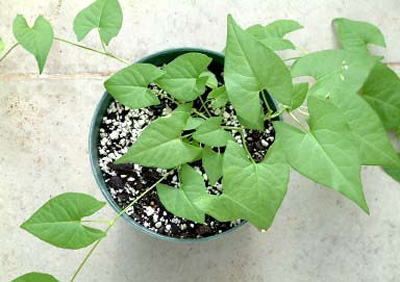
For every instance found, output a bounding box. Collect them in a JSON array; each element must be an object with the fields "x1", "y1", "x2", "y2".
[
  {"x1": 265, "y1": 107, "x2": 286, "y2": 120},
  {"x1": 158, "y1": 92, "x2": 179, "y2": 105},
  {"x1": 192, "y1": 108, "x2": 208, "y2": 119},
  {"x1": 283, "y1": 56, "x2": 301, "y2": 62},
  {"x1": 69, "y1": 172, "x2": 172, "y2": 282},
  {"x1": 261, "y1": 93, "x2": 273, "y2": 116},
  {"x1": 54, "y1": 37, "x2": 129, "y2": 65},
  {"x1": 222, "y1": 126, "x2": 244, "y2": 131},
  {"x1": 288, "y1": 111, "x2": 308, "y2": 131},
  {"x1": 240, "y1": 130, "x2": 255, "y2": 164},
  {"x1": 296, "y1": 108, "x2": 309, "y2": 116},
  {"x1": 0, "y1": 43, "x2": 19, "y2": 64},
  {"x1": 199, "y1": 96, "x2": 212, "y2": 117}
]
